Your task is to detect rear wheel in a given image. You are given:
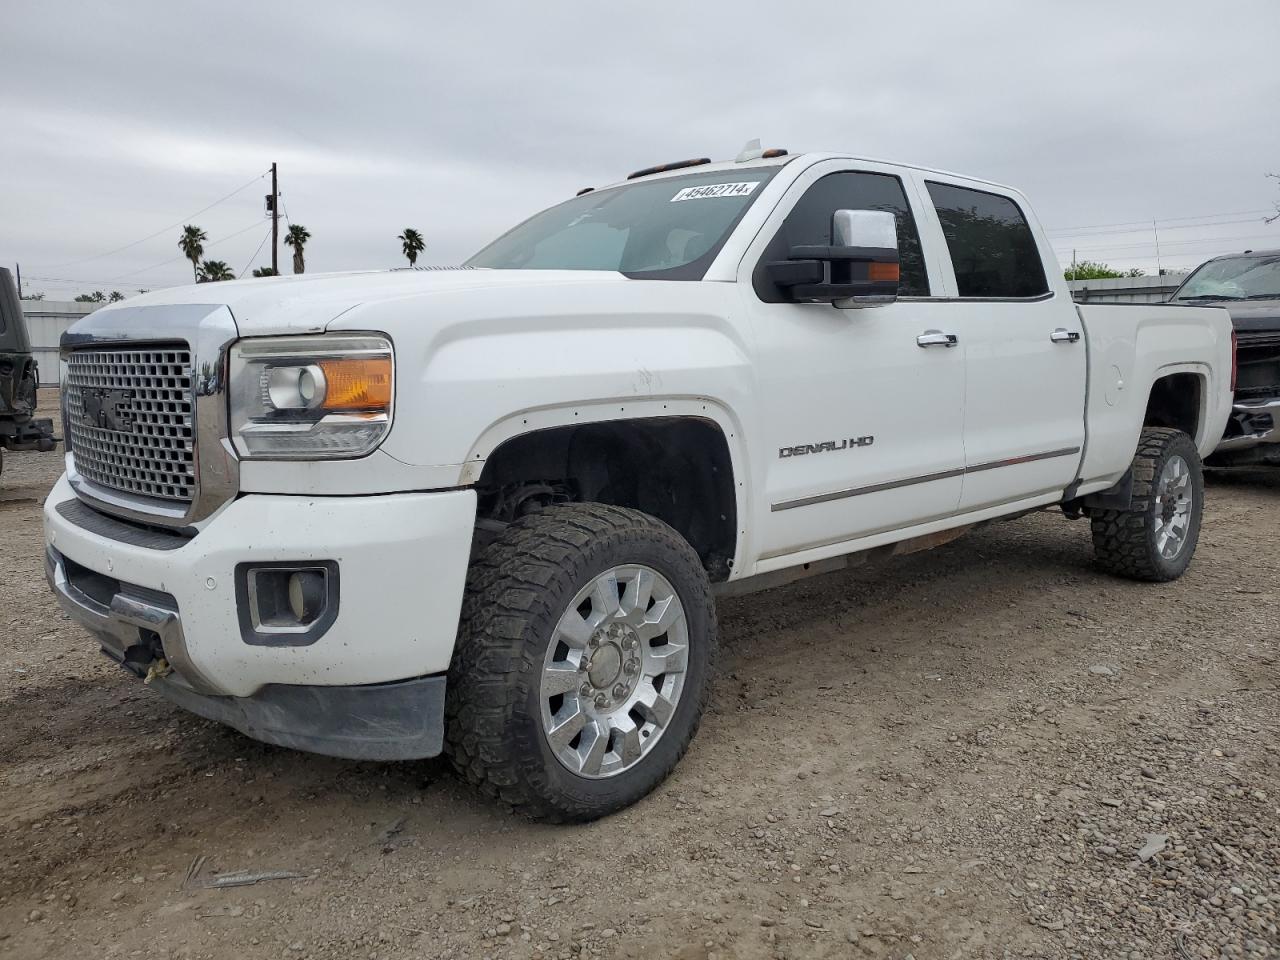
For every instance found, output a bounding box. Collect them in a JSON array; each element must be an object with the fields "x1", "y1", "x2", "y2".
[
  {"x1": 1090, "y1": 427, "x2": 1203, "y2": 582},
  {"x1": 445, "y1": 503, "x2": 716, "y2": 822}
]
